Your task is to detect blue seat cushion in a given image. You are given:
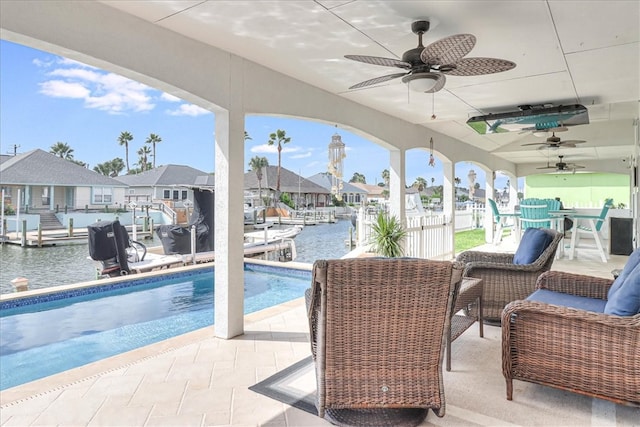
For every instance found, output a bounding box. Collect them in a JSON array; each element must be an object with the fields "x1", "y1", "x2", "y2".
[
  {"x1": 604, "y1": 261, "x2": 640, "y2": 316},
  {"x1": 513, "y1": 228, "x2": 553, "y2": 265},
  {"x1": 527, "y1": 289, "x2": 606, "y2": 313},
  {"x1": 607, "y1": 248, "x2": 640, "y2": 300}
]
